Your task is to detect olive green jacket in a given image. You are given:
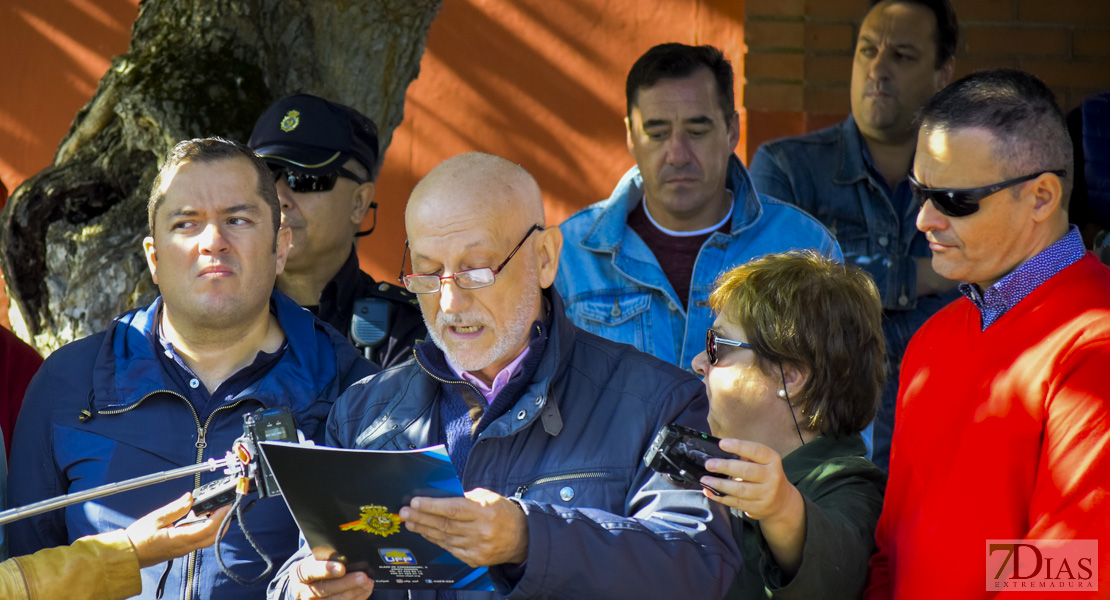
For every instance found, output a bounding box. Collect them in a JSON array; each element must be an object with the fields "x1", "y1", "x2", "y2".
[{"x1": 727, "y1": 433, "x2": 886, "y2": 600}]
